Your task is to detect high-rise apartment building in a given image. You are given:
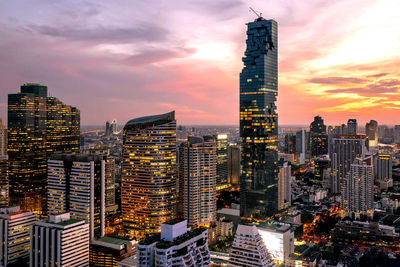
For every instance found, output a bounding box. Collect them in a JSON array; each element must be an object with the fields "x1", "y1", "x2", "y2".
[
  {"x1": 240, "y1": 17, "x2": 279, "y2": 219},
  {"x1": 122, "y1": 111, "x2": 176, "y2": 240},
  {"x1": 228, "y1": 145, "x2": 240, "y2": 185},
  {"x1": 30, "y1": 213, "x2": 90, "y2": 267},
  {"x1": 47, "y1": 154, "x2": 114, "y2": 240},
  {"x1": 0, "y1": 206, "x2": 36, "y2": 266},
  {"x1": 228, "y1": 224, "x2": 275, "y2": 267},
  {"x1": 366, "y1": 120, "x2": 378, "y2": 147},
  {"x1": 278, "y1": 161, "x2": 291, "y2": 210},
  {"x1": 347, "y1": 119, "x2": 358, "y2": 135},
  {"x1": 342, "y1": 156, "x2": 374, "y2": 217},
  {"x1": 310, "y1": 116, "x2": 328, "y2": 157},
  {"x1": 137, "y1": 219, "x2": 210, "y2": 267},
  {"x1": 177, "y1": 136, "x2": 216, "y2": 227},
  {"x1": 330, "y1": 135, "x2": 366, "y2": 194},
  {"x1": 7, "y1": 84, "x2": 79, "y2": 202},
  {"x1": 0, "y1": 118, "x2": 6, "y2": 156},
  {"x1": 0, "y1": 156, "x2": 8, "y2": 207}
]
